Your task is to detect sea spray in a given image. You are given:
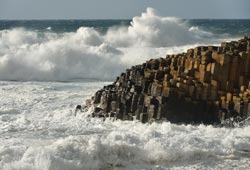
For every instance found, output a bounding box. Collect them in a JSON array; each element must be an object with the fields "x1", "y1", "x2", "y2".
[
  {"x1": 0, "y1": 8, "x2": 223, "y2": 82},
  {"x1": 0, "y1": 8, "x2": 250, "y2": 170},
  {"x1": 1, "y1": 81, "x2": 250, "y2": 170}
]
